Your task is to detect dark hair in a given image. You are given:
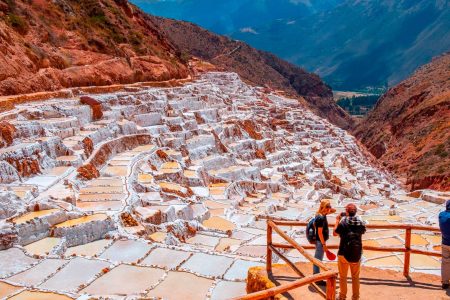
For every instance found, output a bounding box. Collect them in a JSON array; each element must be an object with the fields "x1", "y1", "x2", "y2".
[{"x1": 348, "y1": 210, "x2": 356, "y2": 217}]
